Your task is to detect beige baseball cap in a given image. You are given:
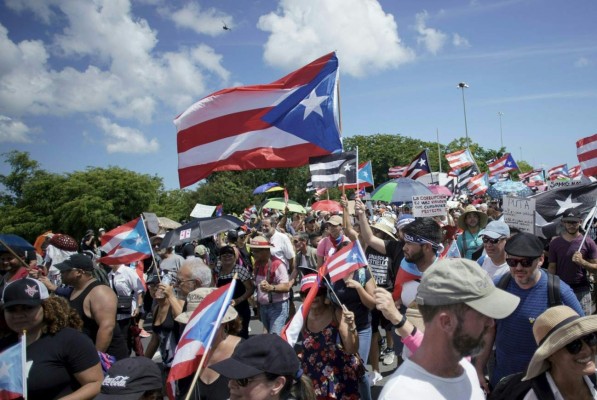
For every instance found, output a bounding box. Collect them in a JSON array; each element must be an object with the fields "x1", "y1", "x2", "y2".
[{"x1": 175, "y1": 288, "x2": 238, "y2": 324}]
